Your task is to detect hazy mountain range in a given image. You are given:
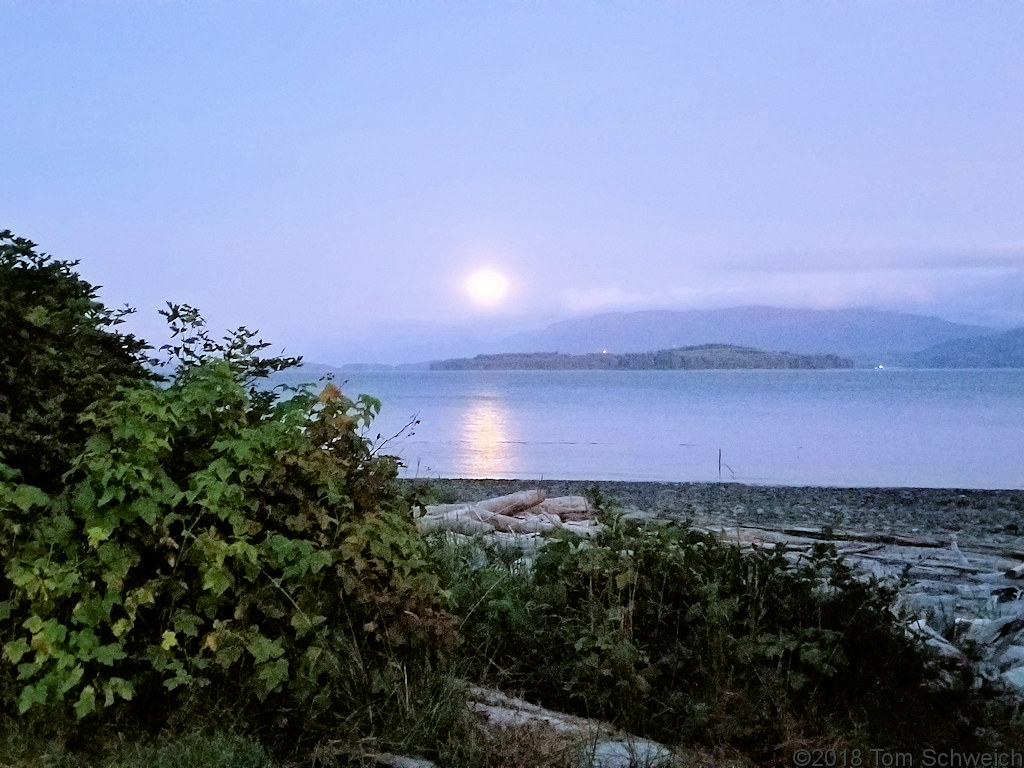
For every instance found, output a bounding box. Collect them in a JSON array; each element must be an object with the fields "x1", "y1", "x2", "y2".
[
  {"x1": 908, "y1": 327, "x2": 1024, "y2": 368},
  {"x1": 498, "y1": 307, "x2": 996, "y2": 365},
  {"x1": 305, "y1": 306, "x2": 1024, "y2": 369}
]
